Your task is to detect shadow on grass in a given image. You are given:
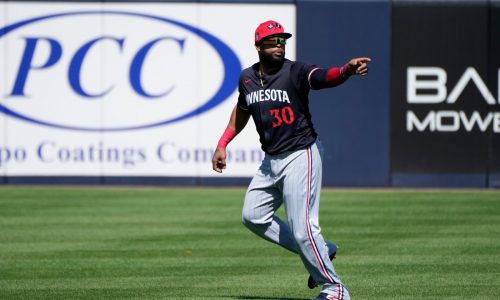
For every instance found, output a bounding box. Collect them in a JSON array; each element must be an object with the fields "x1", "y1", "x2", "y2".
[{"x1": 223, "y1": 296, "x2": 309, "y2": 300}]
